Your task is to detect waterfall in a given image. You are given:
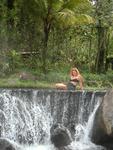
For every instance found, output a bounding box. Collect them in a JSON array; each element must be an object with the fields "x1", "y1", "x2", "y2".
[
  {"x1": 70, "y1": 100, "x2": 104, "y2": 150},
  {"x1": 0, "y1": 90, "x2": 52, "y2": 144},
  {"x1": 0, "y1": 89, "x2": 105, "y2": 150}
]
